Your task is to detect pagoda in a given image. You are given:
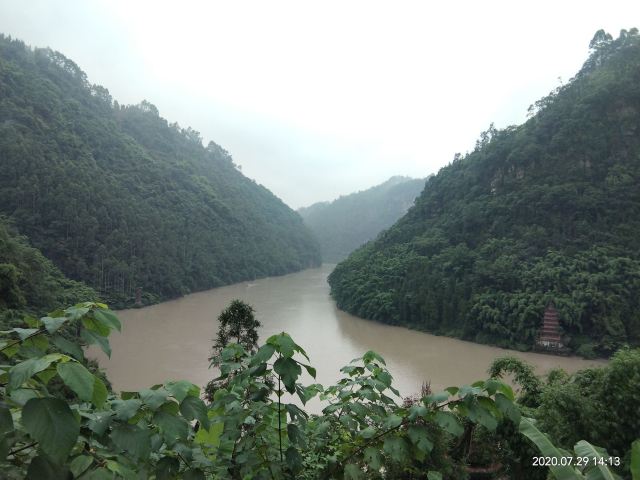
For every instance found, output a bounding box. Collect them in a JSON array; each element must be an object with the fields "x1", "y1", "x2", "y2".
[{"x1": 536, "y1": 303, "x2": 564, "y2": 350}]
